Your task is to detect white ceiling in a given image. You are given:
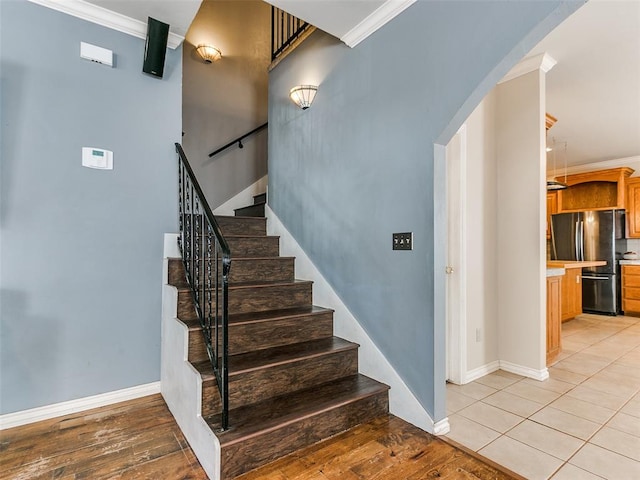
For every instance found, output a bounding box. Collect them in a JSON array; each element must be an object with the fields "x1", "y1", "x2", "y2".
[{"x1": 528, "y1": 0, "x2": 640, "y2": 167}]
